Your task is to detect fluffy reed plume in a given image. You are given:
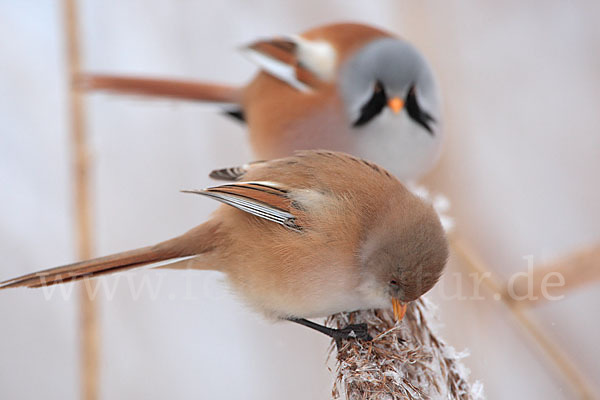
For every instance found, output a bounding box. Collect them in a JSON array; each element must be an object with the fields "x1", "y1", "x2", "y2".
[{"x1": 327, "y1": 298, "x2": 483, "y2": 400}]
